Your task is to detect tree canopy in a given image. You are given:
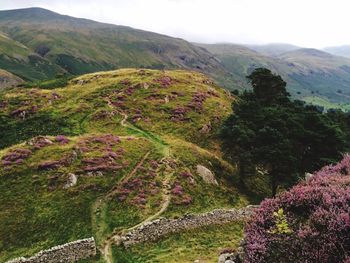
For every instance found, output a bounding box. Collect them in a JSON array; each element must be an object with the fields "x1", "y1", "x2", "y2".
[{"x1": 221, "y1": 68, "x2": 348, "y2": 196}]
